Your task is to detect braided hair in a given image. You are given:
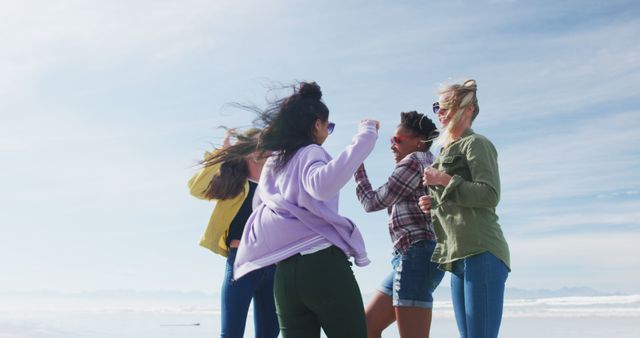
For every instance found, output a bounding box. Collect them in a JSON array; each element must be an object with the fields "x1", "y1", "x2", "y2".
[{"x1": 399, "y1": 111, "x2": 439, "y2": 151}]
